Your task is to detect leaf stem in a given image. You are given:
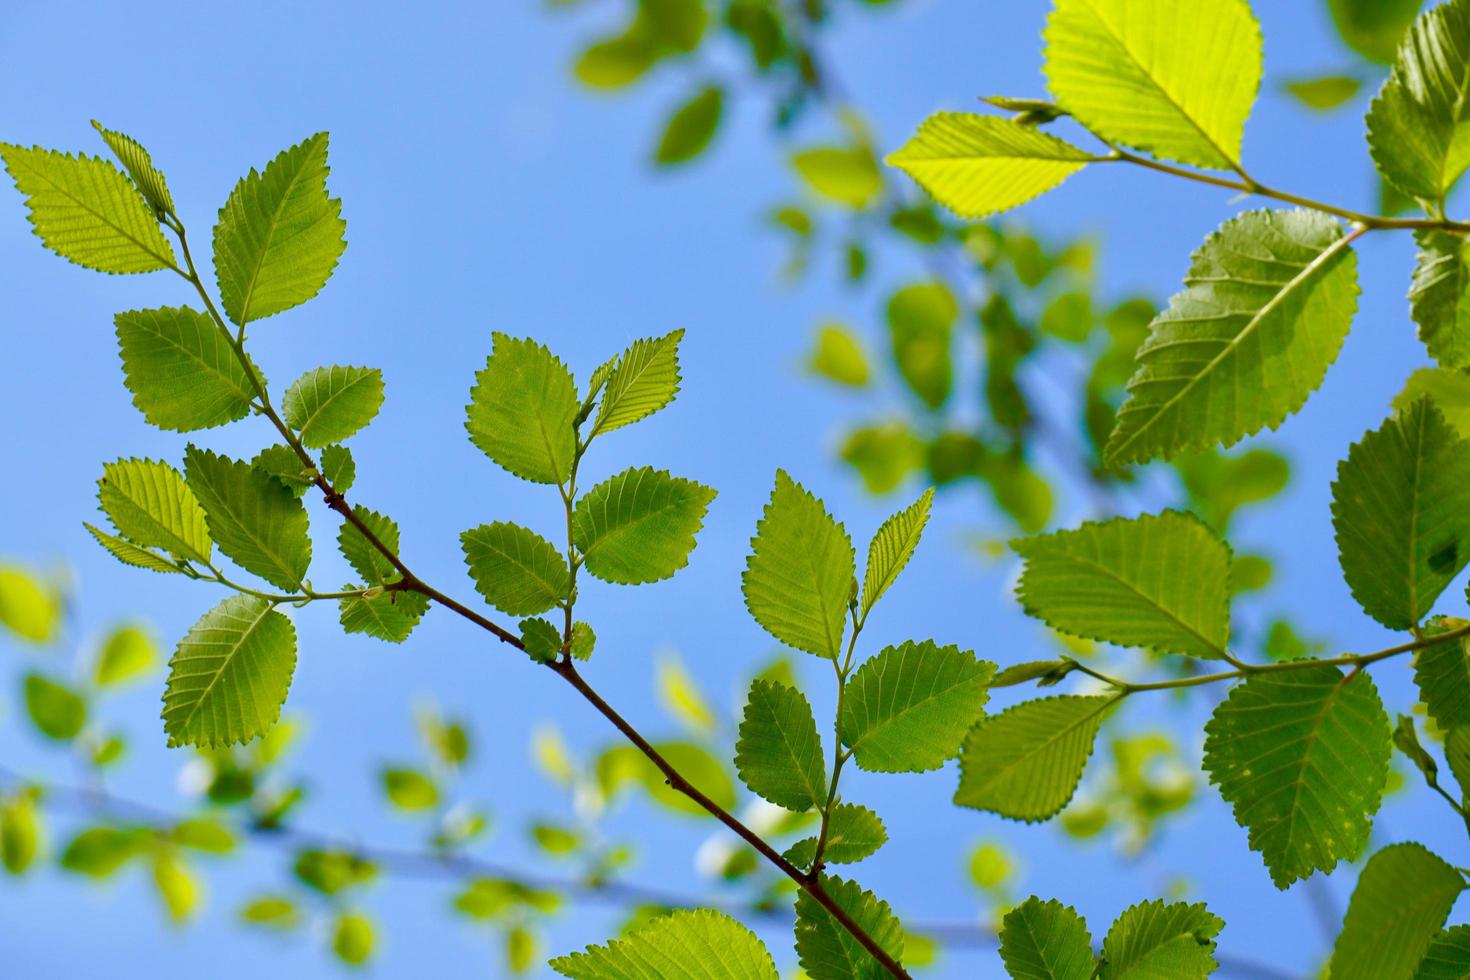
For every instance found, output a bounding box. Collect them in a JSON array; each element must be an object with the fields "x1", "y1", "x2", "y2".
[{"x1": 811, "y1": 609, "x2": 863, "y2": 875}]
